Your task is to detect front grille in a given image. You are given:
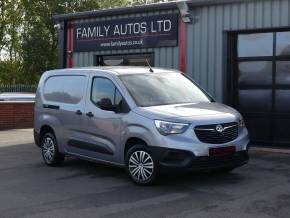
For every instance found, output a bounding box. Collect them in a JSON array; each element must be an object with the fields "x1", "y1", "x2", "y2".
[{"x1": 194, "y1": 122, "x2": 238, "y2": 144}]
